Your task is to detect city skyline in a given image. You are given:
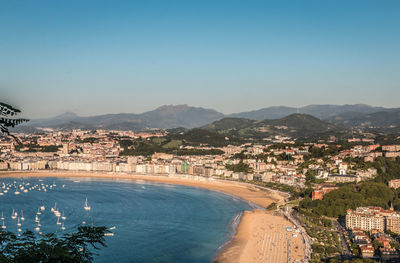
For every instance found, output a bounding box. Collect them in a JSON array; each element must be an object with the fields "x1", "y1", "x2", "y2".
[{"x1": 1, "y1": 0, "x2": 400, "y2": 118}]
